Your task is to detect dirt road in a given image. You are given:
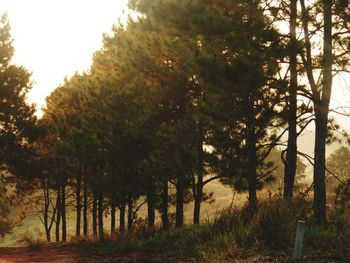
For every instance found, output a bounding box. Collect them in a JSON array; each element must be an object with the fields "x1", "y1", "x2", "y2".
[
  {"x1": 0, "y1": 247, "x2": 87, "y2": 263},
  {"x1": 0, "y1": 247, "x2": 195, "y2": 263},
  {"x1": 0, "y1": 247, "x2": 144, "y2": 263}
]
